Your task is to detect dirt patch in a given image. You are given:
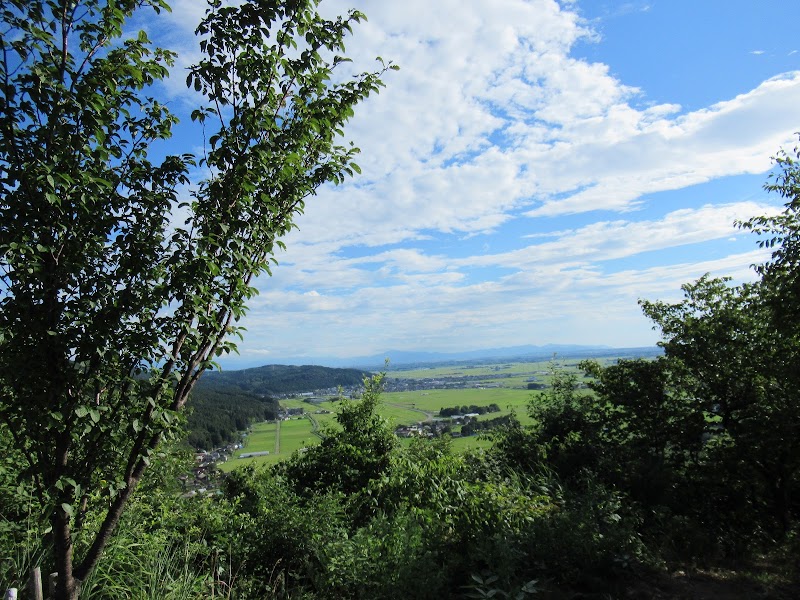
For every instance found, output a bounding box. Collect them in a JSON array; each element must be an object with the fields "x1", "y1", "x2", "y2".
[
  {"x1": 620, "y1": 566, "x2": 800, "y2": 600},
  {"x1": 545, "y1": 560, "x2": 800, "y2": 600}
]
